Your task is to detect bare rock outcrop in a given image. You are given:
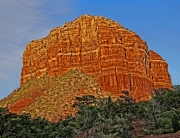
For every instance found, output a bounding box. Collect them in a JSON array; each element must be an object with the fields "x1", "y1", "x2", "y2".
[
  {"x1": 149, "y1": 50, "x2": 172, "y2": 89},
  {"x1": 21, "y1": 14, "x2": 172, "y2": 101}
]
